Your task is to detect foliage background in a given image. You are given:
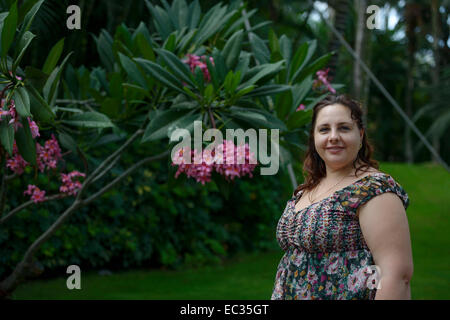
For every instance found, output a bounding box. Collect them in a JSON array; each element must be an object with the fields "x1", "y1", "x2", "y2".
[{"x1": 0, "y1": 0, "x2": 449, "y2": 286}]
